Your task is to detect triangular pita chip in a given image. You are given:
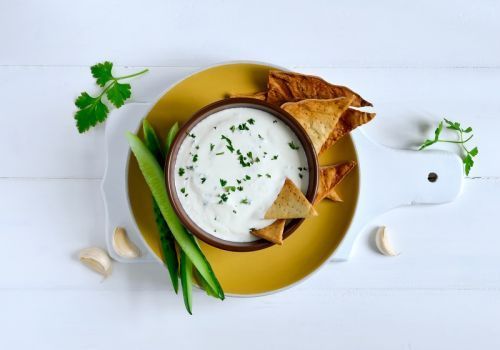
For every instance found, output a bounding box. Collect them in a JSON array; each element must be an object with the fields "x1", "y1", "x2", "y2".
[
  {"x1": 264, "y1": 178, "x2": 318, "y2": 219},
  {"x1": 326, "y1": 189, "x2": 343, "y2": 202},
  {"x1": 251, "y1": 219, "x2": 285, "y2": 245},
  {"x1": 321, "y1": 161, "x2": 356, "y2": 199},
  {"x1": 229, "y1": 91, "x2": 266, "y2": 100},
  {"x1": 266, "y1": 70, "x2": 372, "y2": 107},
  {"x1": 282, "y1": 97, "x2": 353, "y2": 154},
  {"x1": 320, "y1": 108, "x2": 376, "y2": 154}
]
